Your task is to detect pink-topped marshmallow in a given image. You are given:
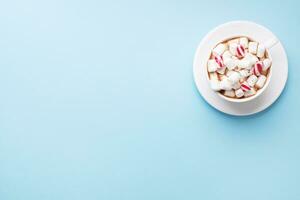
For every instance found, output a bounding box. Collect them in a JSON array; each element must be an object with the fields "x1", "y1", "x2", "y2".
[
  {"x1": 236, "y1": 44, "x2": 245, "y2": 58},
  {"x1": 252, "y1": 61, "x2": 263, "y2": 76},
  {"x1": 241, "y1": 82, "x2": 251, "y2": 92},
  {"x1": 214, "y1": 54, "x2": 224, "y2": 68}
]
